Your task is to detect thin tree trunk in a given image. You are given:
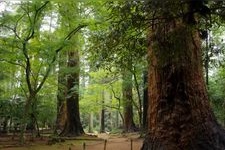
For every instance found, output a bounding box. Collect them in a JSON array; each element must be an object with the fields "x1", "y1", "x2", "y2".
[
  {"x1": 100, "y1": 109, "x2": 105, "y2": 133},
  {"x1": 35, "y1": 117, "x2": 40, "y2": 137},
  {"x1": 88, "y1": 112, "x2": 94, "y2": 133},
  {"x1": 116, "y1": 111, "x2": 119, "y2": 128},
  {"x1": 142, "y1": 70, "x2": 148, "y2": 131},
  {"x1": 100, "y1": 90, "x2": 105, "y2": 133},
  {"x1": 133, "y1": 70, "x2": 143, "y2": 128},
  {"x1": 2, "y1": 117, "x2": 9, "y2": 134}
]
